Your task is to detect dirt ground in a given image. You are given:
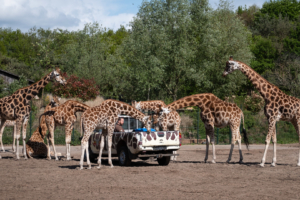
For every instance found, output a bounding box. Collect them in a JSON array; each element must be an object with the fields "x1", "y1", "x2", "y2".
[{"x1": 1, "y1": 144, "x2": 300, "y2": 200}]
